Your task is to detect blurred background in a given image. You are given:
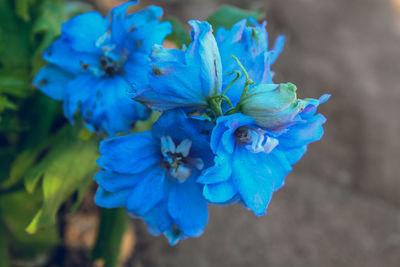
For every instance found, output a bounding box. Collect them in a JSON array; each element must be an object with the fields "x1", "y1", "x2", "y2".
[
  {"x1": 1, "y1": 0, "x2": 399, "y2": 266},
  {"x1": 83, "y1": 0, "x2": 400, "y2": 266}
]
